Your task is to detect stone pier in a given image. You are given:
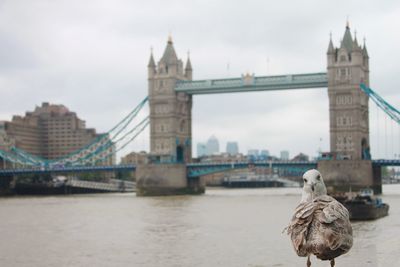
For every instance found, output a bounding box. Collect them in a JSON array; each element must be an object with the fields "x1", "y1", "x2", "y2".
[
  {"x1": 136, "y1": 163, "x2": 205, "y2": 196},
  {"x1": 0, "y1": 175, "x2": 14, "y2": 196},
  {"x1": 318, "y1": 160, "x2": 382, "y2": 194}
]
